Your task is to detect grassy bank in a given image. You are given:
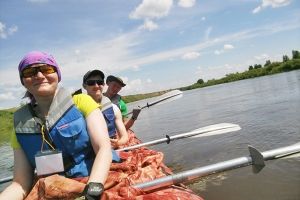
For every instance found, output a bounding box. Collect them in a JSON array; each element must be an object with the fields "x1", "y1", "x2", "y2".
[
  {"x1": 122, "y1": 90, "x2": 170, "y2": 103},
  {"x1": 0, "y1": 108, "x2": 16, "y2": 144}
]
